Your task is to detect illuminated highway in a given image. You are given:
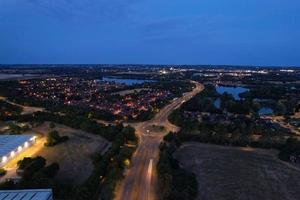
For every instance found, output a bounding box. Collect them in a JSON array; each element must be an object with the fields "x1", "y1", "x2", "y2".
[{"x1": 114, "y1": 81, "x2": 203, "y2": 200}]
